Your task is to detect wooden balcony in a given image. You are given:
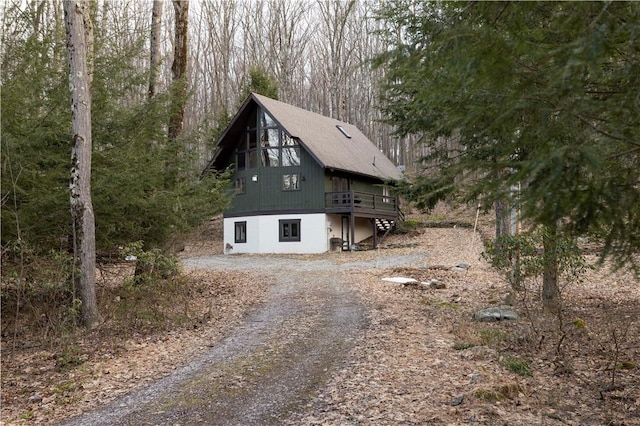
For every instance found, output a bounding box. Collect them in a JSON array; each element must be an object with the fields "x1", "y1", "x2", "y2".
[{"x1": 324, "y1": 191, "x2": 398, "y2": 219}]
